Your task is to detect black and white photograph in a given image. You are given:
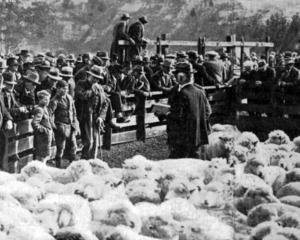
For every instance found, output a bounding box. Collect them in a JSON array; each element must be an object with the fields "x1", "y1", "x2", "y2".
[{"x1": 0, "y1": 0, "x2": 300, "y2": 239}]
